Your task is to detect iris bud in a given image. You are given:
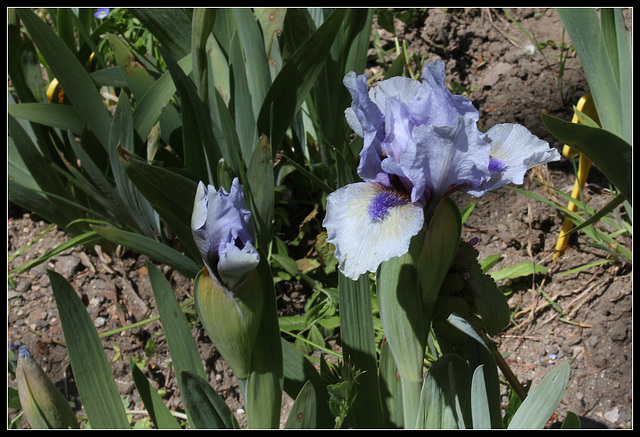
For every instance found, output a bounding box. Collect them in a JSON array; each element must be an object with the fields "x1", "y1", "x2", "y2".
[
  {"x1": 15, "y1": 346, "x2": 79, "y2": 429},
  {"x1": 191, "y1": 178, "x2": 263, "y2": 380}
]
